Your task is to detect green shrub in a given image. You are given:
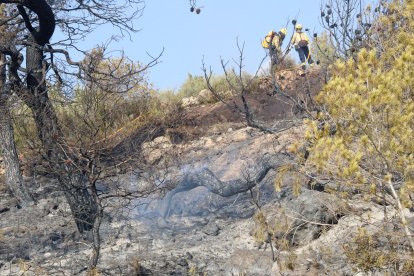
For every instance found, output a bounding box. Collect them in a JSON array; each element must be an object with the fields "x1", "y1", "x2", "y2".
[
  {"x1": 176, "y1": 74, "x2": 207, "y2": 98},
  {"x1": 176, "y1": 72, "x2": 260, "y2": 103}
]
